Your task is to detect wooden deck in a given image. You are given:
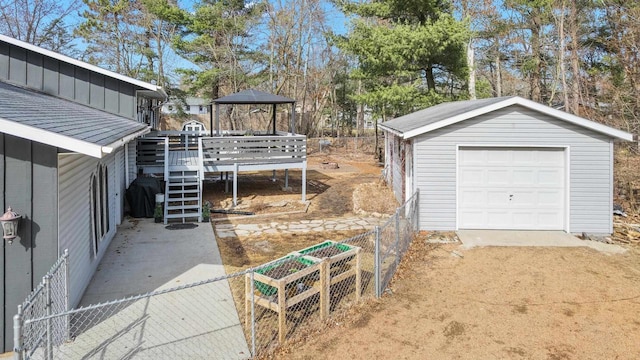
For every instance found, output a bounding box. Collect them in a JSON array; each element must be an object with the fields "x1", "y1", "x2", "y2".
[
  {"x1": 135, "y1": 133, "x2": 308, "y2": 207},
  {"x1": 168, "y1": 150, "x2": 199, "y2": 169}
]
